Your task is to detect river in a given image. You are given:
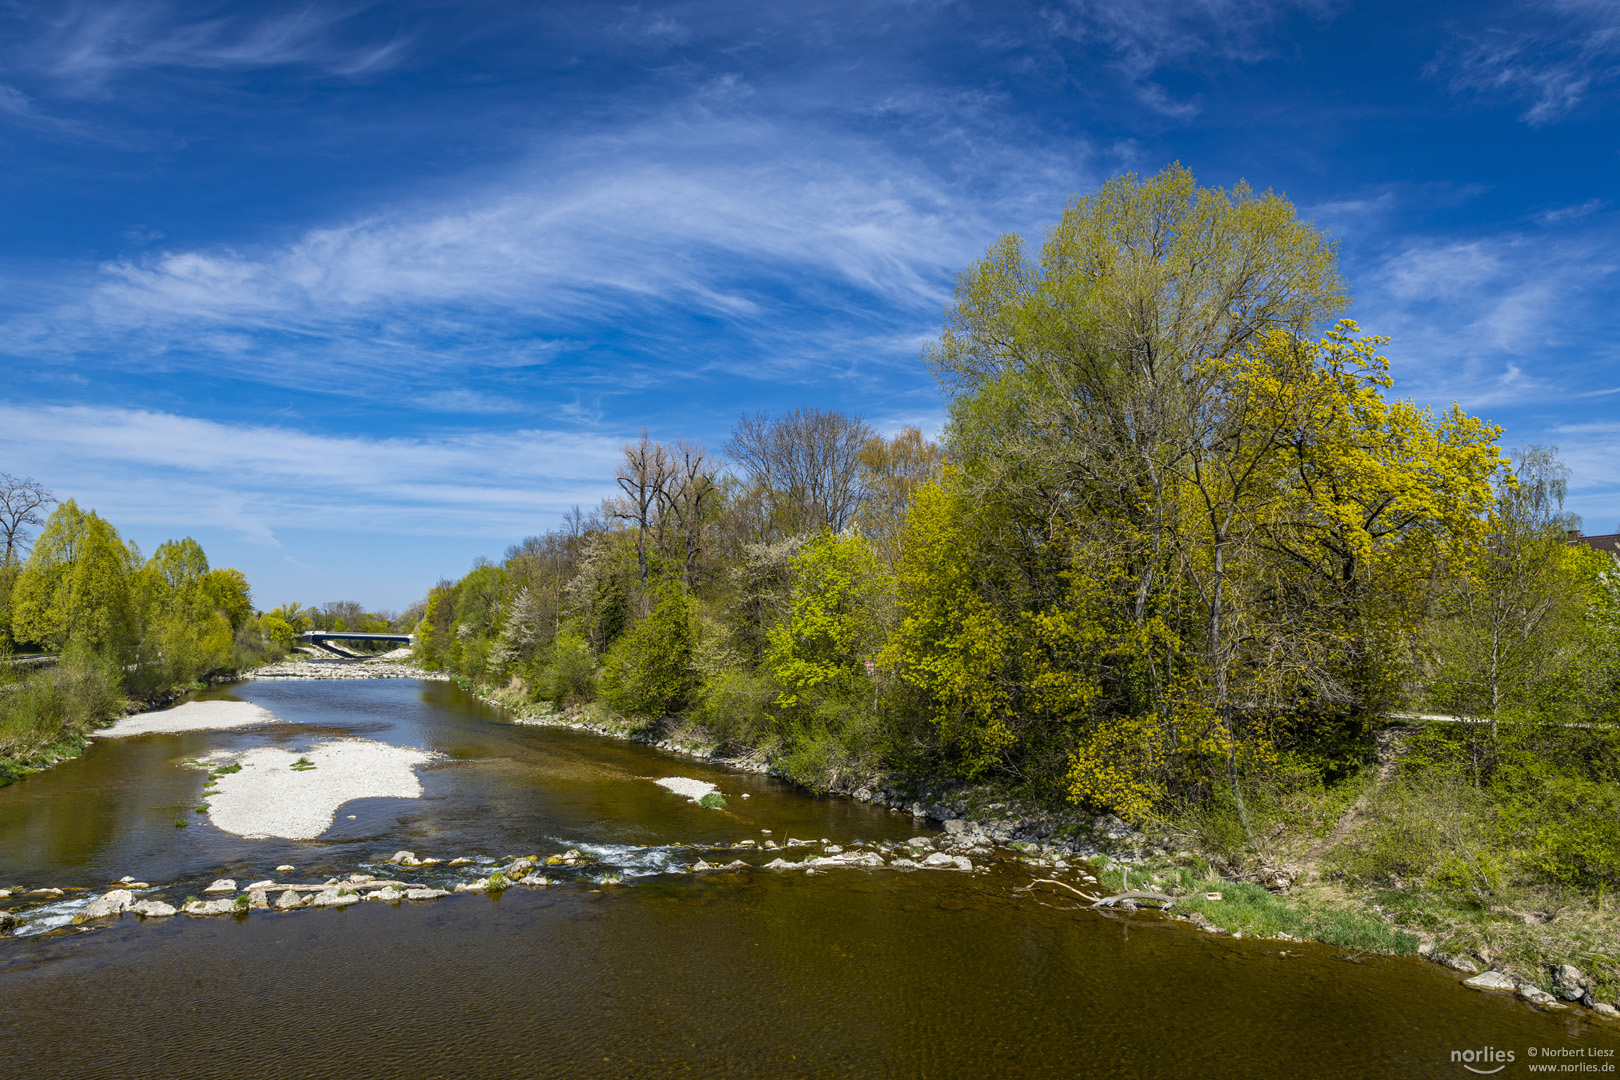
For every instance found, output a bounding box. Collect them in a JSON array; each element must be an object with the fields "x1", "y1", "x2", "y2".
[{"x1": 0, "y1": 678, "x2": 1614, "y2": 1078}]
